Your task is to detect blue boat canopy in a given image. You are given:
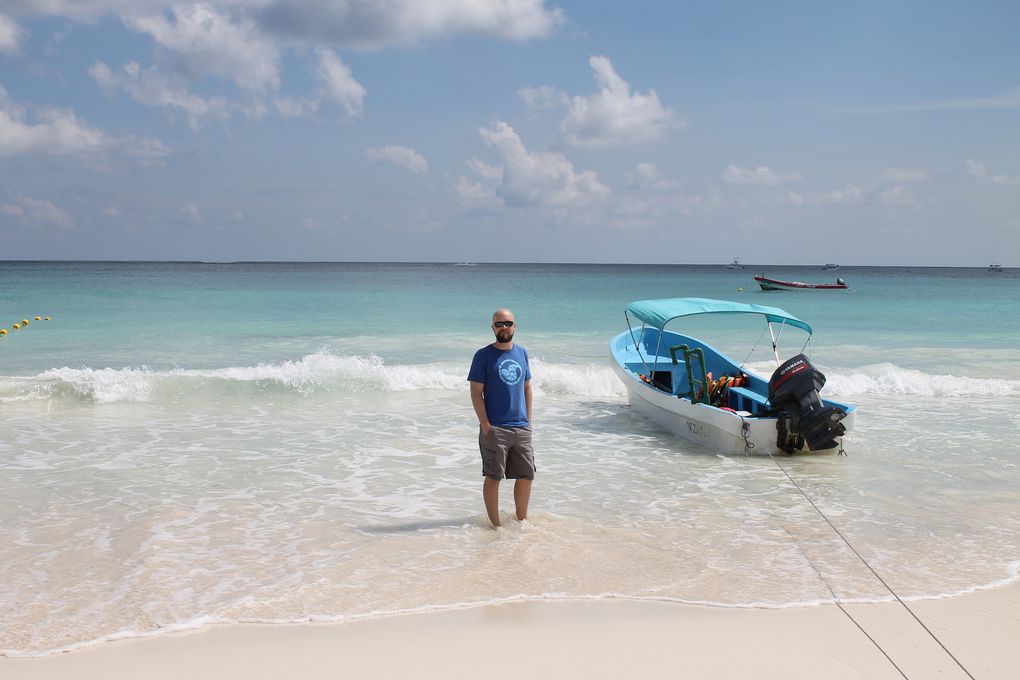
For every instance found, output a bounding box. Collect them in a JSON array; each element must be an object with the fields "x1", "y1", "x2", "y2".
[{"x1": 625, "y1": 297, "x2": 813, "y2": 334}]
